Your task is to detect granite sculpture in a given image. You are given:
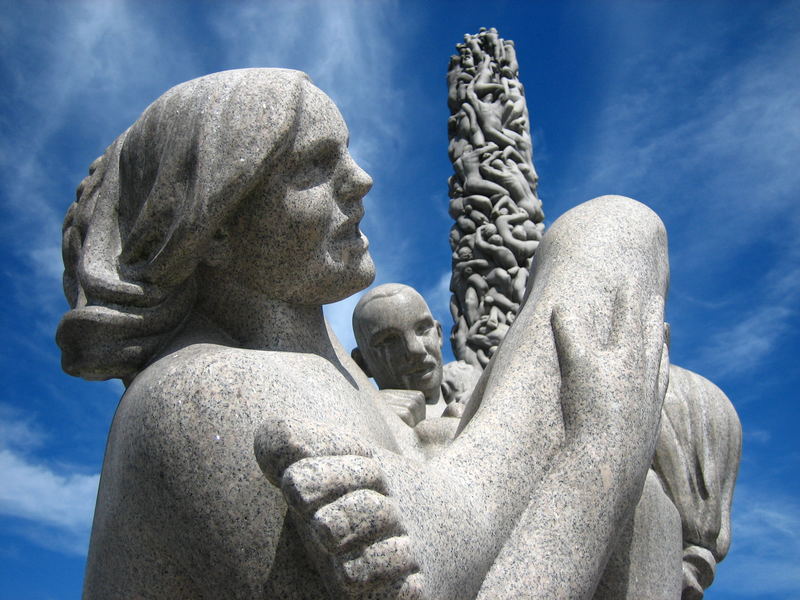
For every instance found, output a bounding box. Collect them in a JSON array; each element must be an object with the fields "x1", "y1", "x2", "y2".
[
  {"x1": 351, "y1": 283, "x2": 480, "y2": 420},
  {"x1": 442, "y1": 29, "x2": 741, "y2": 599},
  {"x1": 57, "y1": 68, "x2": 680, "y2": 598},
  {"x1": 654, "y1": 365, "x2": 742, "y2": 599},
  {"x1": 447, "y1": 27, "x2": 545, "y2": 368}
]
